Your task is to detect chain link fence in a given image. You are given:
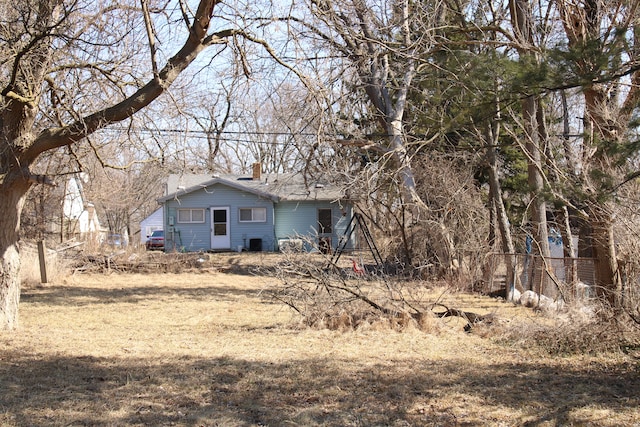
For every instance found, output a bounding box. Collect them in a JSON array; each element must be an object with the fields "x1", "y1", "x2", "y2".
[{"x1": 478, "y1": 253, "x2": 597, "y2": 301}]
